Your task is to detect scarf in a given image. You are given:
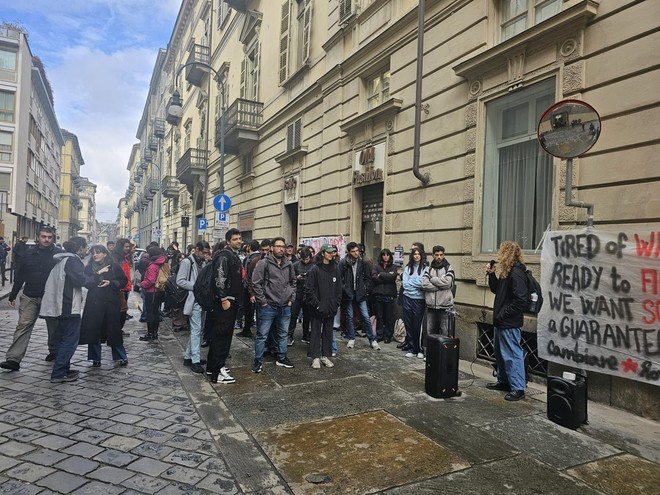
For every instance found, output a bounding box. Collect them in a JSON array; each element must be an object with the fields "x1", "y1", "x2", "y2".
[{"x1": 91, "y1": 258, "x2": 111, "y2": 275}]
